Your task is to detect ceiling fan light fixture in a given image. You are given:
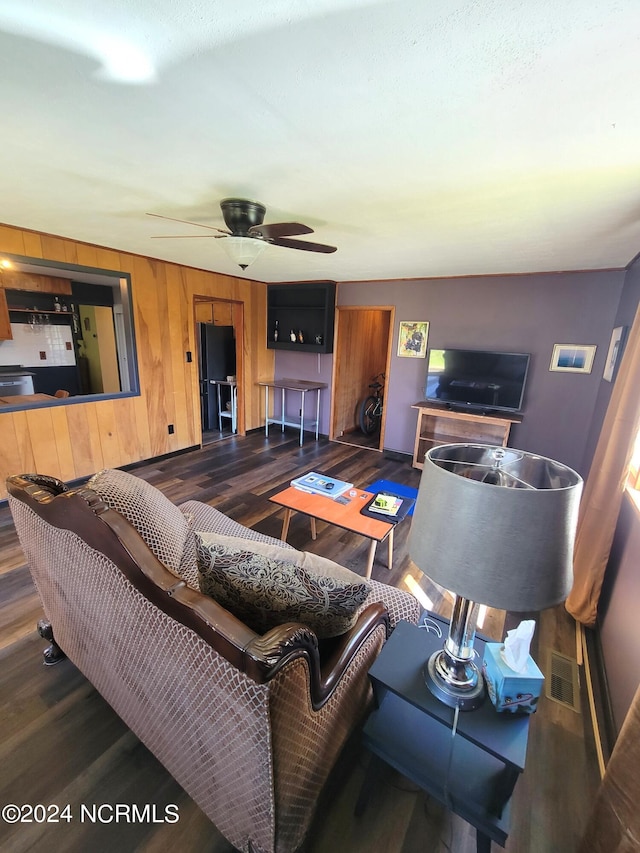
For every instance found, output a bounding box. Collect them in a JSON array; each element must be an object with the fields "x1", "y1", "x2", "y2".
[{"x1": 222, "y1": 236, "x2": 268, "y2": 270}]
